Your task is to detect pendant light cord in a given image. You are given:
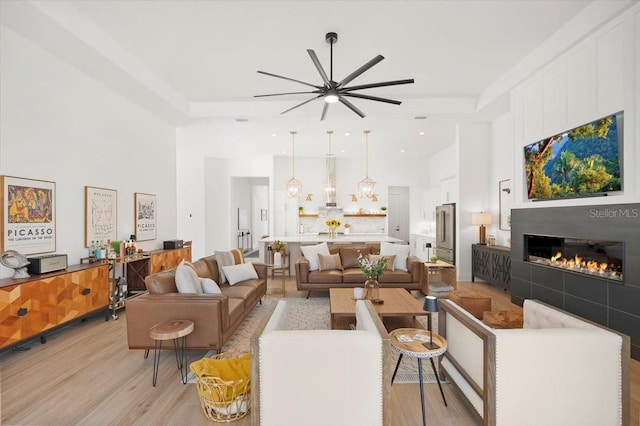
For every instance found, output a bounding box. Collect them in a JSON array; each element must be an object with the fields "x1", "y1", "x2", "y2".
[{"x1": 291, "y1": 130, "x2": 297, "y2": 178}]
